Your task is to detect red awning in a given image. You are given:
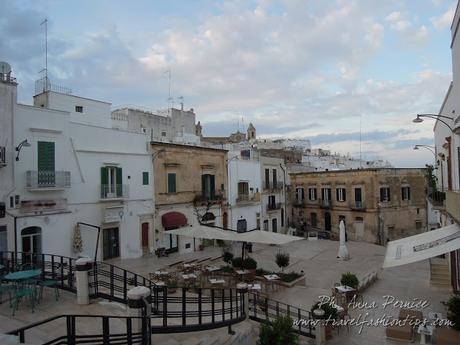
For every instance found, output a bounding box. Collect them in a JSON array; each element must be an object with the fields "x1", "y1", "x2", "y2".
[{"x1": 162, "y1": 212, "x2": 188, "y2": 230}]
